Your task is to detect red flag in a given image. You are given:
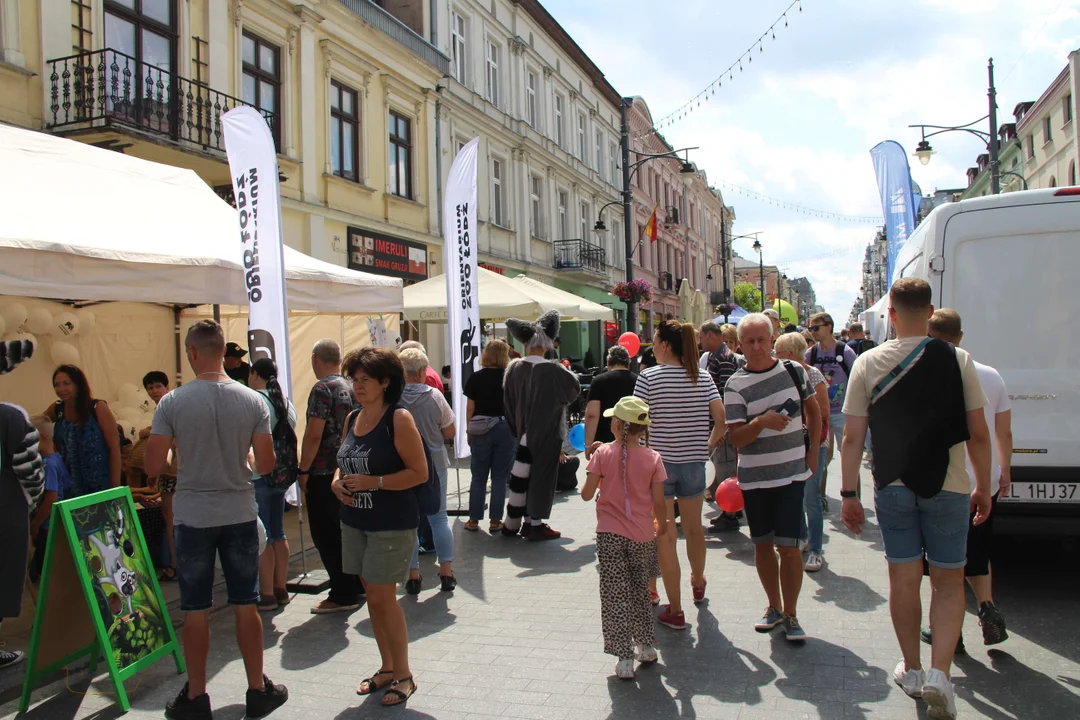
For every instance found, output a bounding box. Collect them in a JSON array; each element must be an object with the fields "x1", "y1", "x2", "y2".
[{"x1": 644, "y1": 205, "x2": 658, "y2": 242}]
